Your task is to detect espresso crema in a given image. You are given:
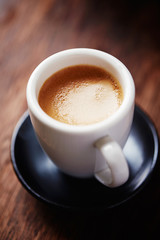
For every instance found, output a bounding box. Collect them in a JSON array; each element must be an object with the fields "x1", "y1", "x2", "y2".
[{"x1": 38, "y1": 65, "x2": 123, "y2": 125}]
